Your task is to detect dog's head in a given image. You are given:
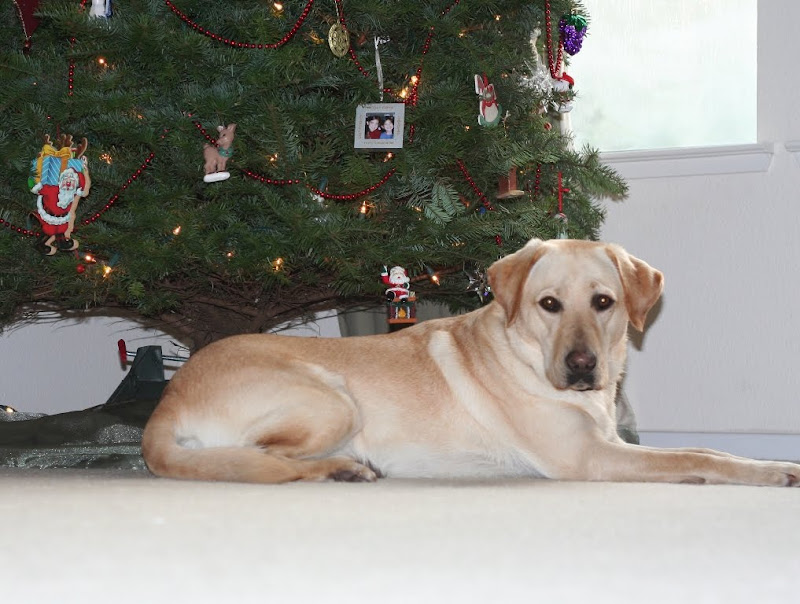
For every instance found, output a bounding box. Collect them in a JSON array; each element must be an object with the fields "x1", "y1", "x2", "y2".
[{"x1": 487, "y1": 239, "x2": 663, "y2": 391}]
